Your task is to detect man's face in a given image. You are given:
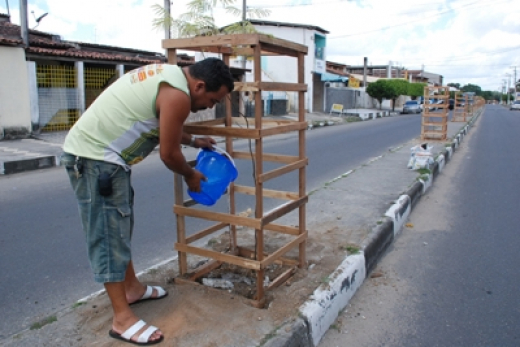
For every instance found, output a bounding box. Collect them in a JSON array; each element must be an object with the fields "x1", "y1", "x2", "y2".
[{"x1": 191, "y1": 82, "x2": 229, "y2": 112}]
